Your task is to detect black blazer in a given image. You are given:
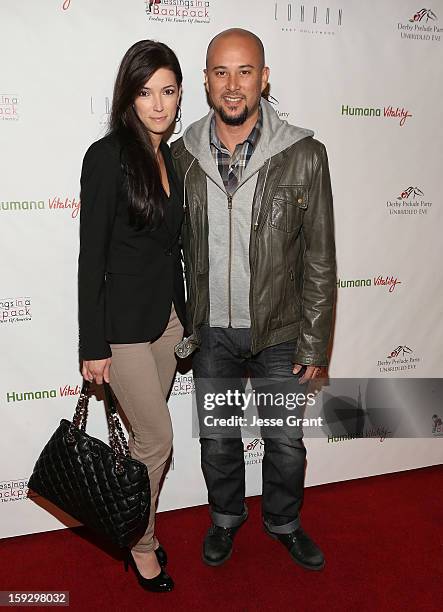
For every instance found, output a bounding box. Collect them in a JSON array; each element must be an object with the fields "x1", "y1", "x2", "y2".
[{"x1": 78, "y1": 132, "x2": 186, "y2": 361}]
